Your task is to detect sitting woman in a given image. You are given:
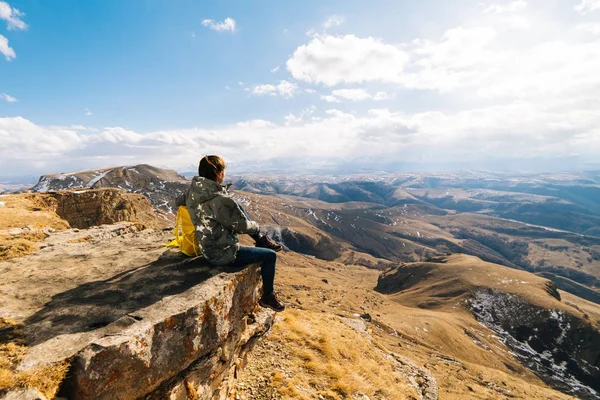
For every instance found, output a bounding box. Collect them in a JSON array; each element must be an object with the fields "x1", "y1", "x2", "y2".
[{"x1": 177, "y1": 155, "x2": 285, "y2": 311}]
